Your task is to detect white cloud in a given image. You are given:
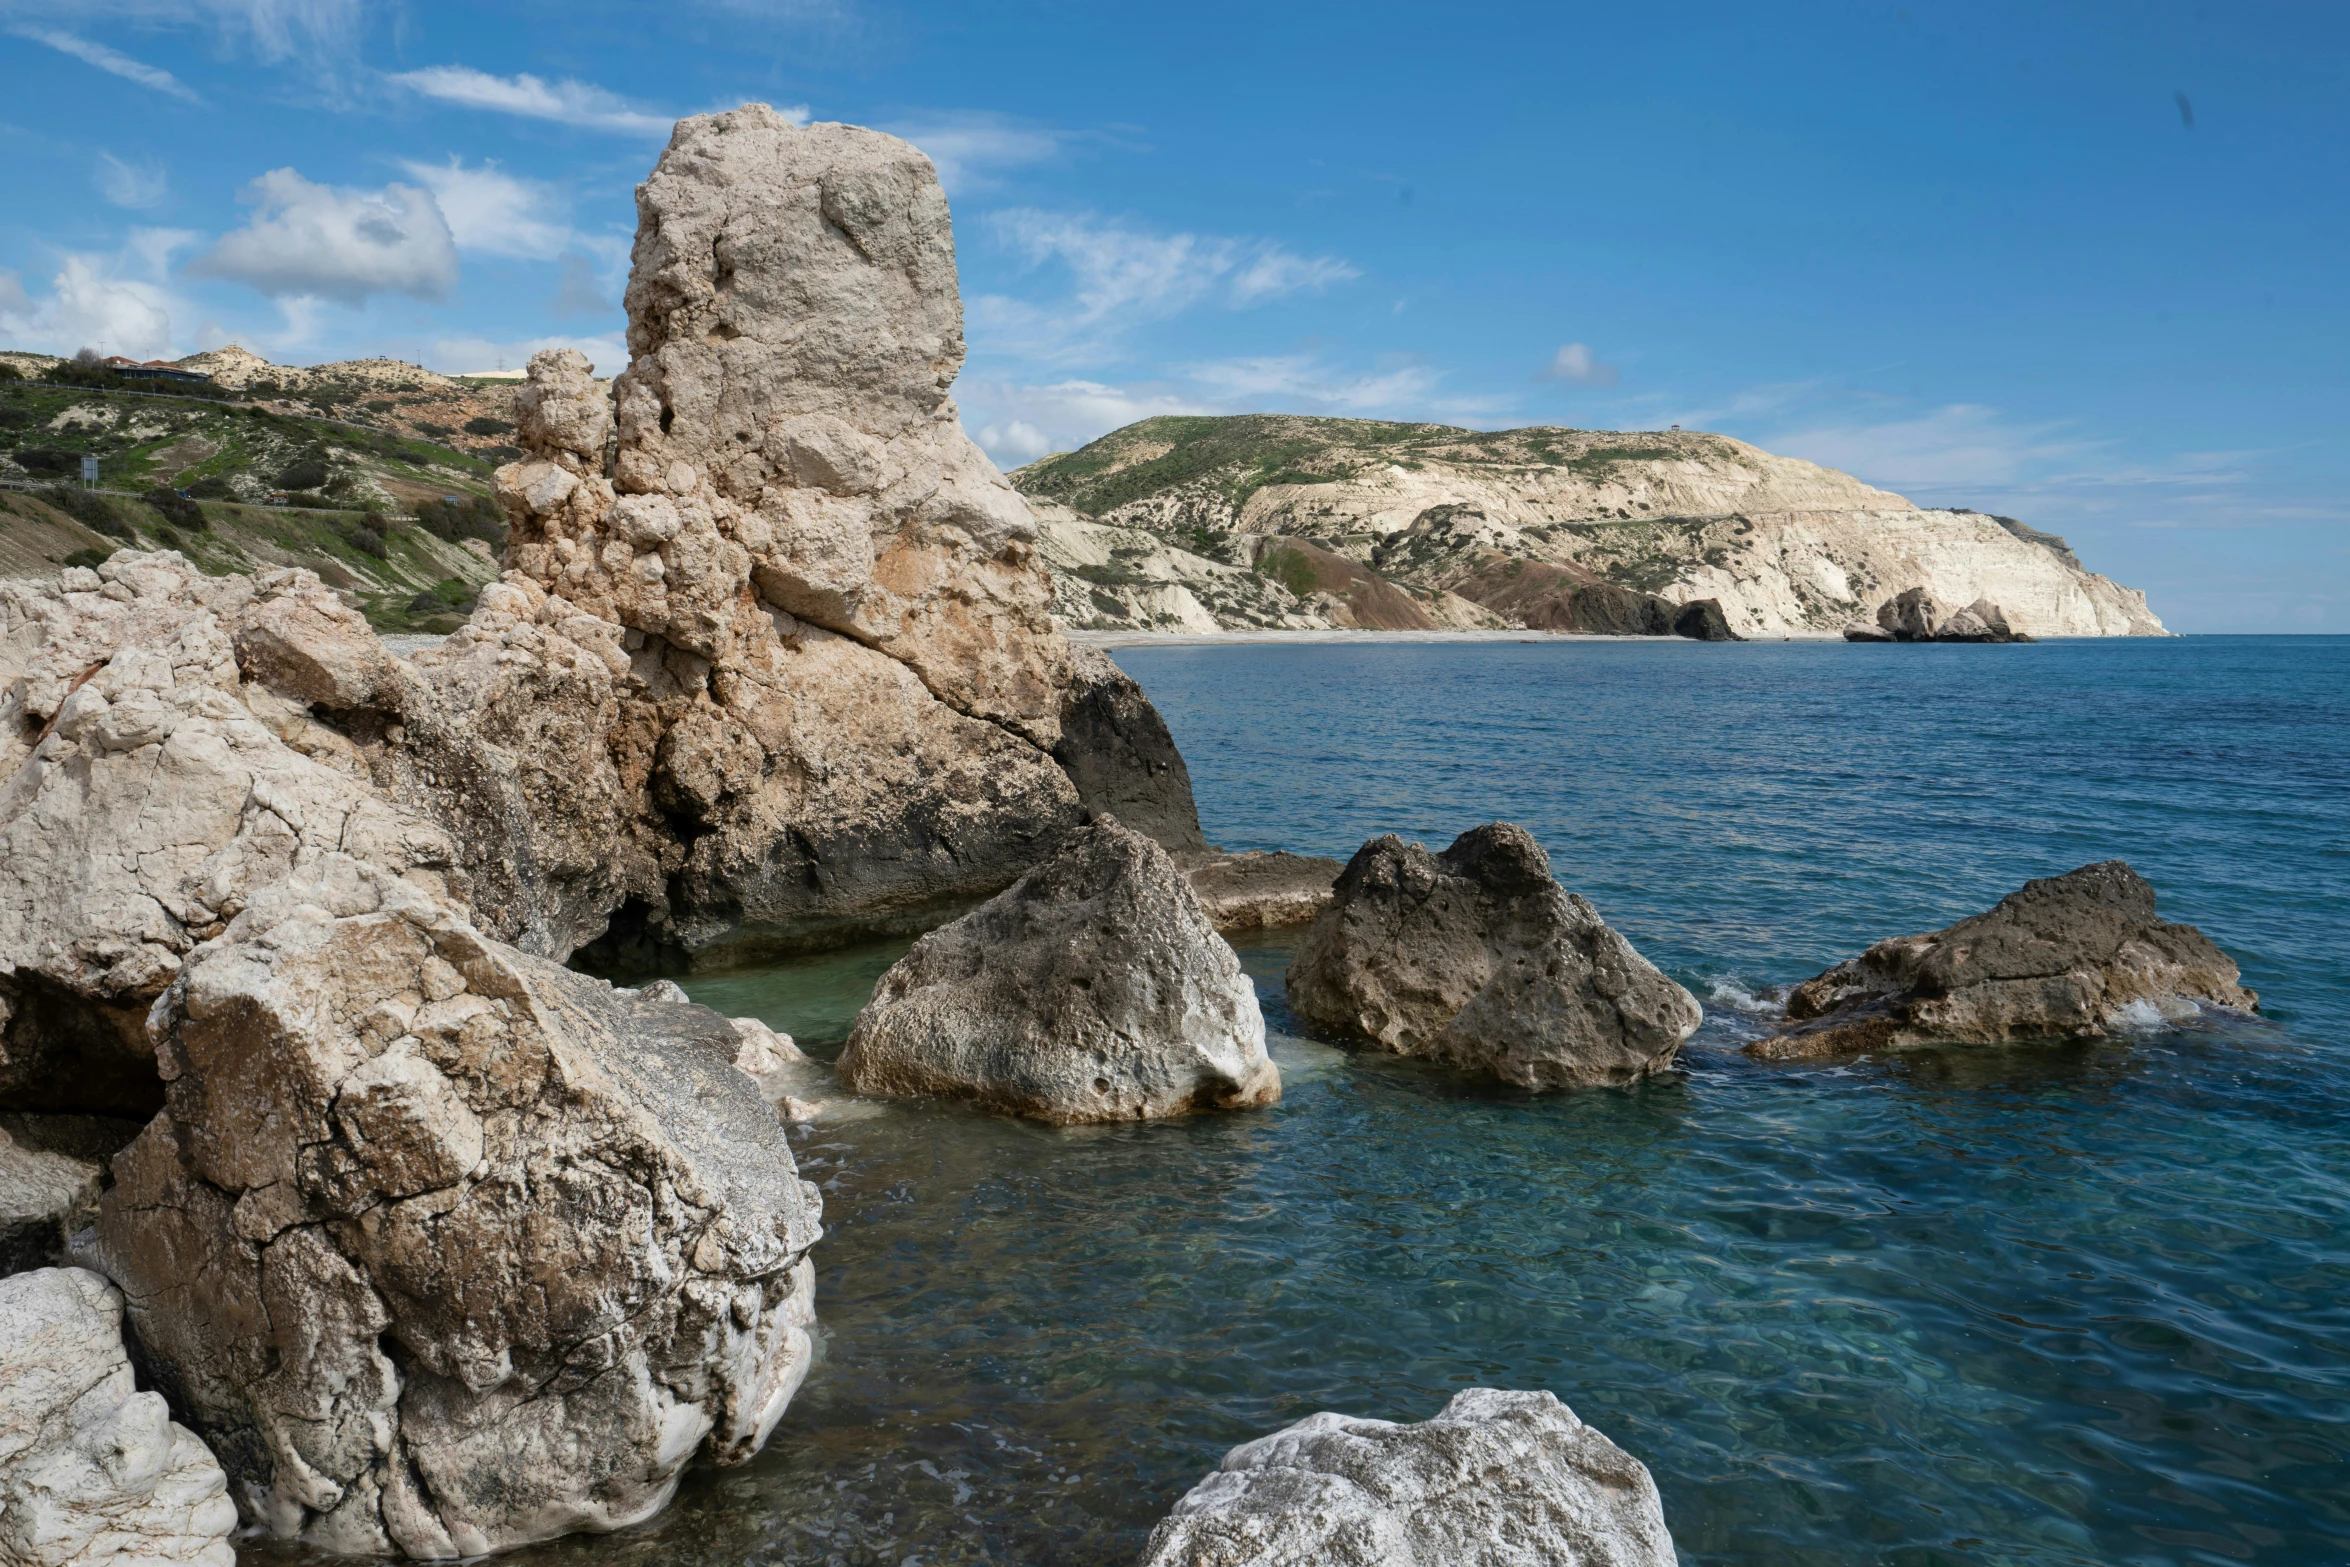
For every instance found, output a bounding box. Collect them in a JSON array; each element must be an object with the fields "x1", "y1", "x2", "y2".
[
  {"x1": 0, "y1": 233, "x2": 198, "y2": 361},
  {"x1": 31, "y1": 0, "x2": 365, "y2": 62},
  {"x1": 94, "y1": 151, "x2": 168, "y2": 209},
  {"x1": 429, "y1": 332, "x2": 628, "y2": 378},
  {"x1": 388, "y1": 66, "x2": 673, "y2": 136},
  {"x1": 188, "y1": 167, "x2": 458, "y2": 305},
  {"x1": 1537, "y1": 341, "x2": 1619, "y2": 388},
  {"x1": 883, "y1": 112, "x2": 1065, "y2": 193},
  {"x1": 971, "y1": 210, "x2": 1358, "y2": 365},
  {"x1": 958, "y1": 375, "x2": 1206, "y2": 468},
  {"x1": 396, "y1": 157, "x2": 574, "y2": 260},
  {"x1": 1181, "y1": 353, "x2": 1440, "y2": 413},
  {"x1": 9, "y1": 27, "x2": 200, "y2": 101},
  {"x1": 1767, "y1": 403, "x2": 2090, "y2": 492}
]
